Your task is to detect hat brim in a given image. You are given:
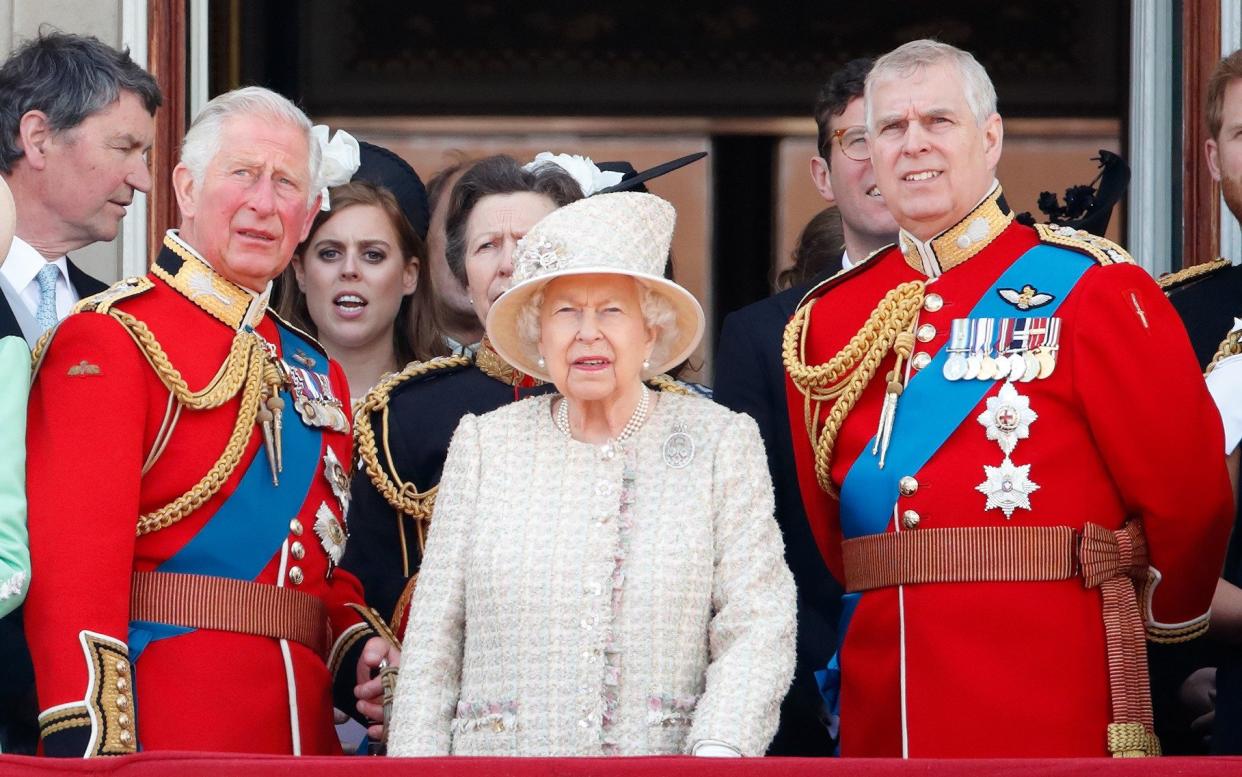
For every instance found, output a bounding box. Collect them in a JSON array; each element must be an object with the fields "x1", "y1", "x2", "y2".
[{"x1": 486, "y1": 268, "x2": 705, "y2": 384}]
